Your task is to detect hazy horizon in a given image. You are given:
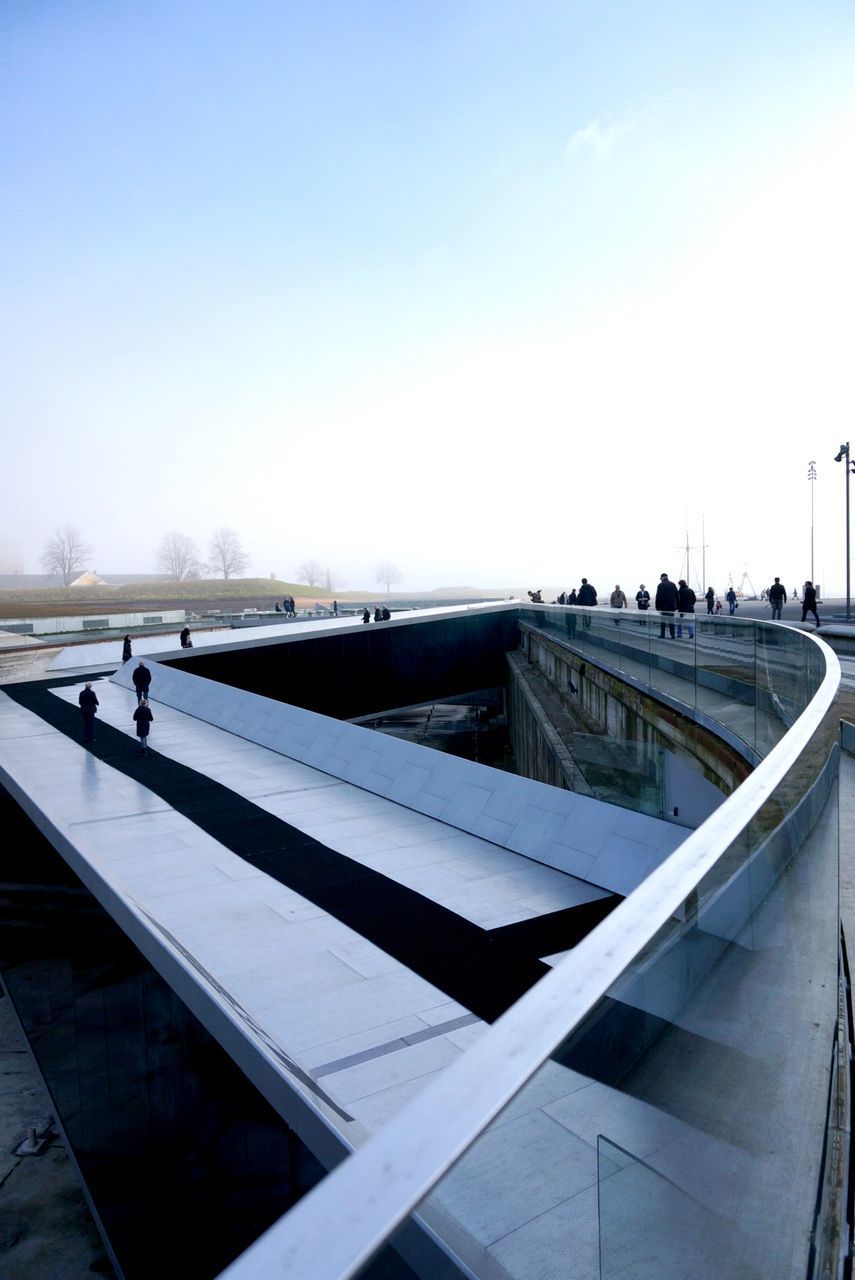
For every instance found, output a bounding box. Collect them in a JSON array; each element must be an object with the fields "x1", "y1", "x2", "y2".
[{"x1": 4, "y1": 3, "x2": 855, "y2": 594}]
